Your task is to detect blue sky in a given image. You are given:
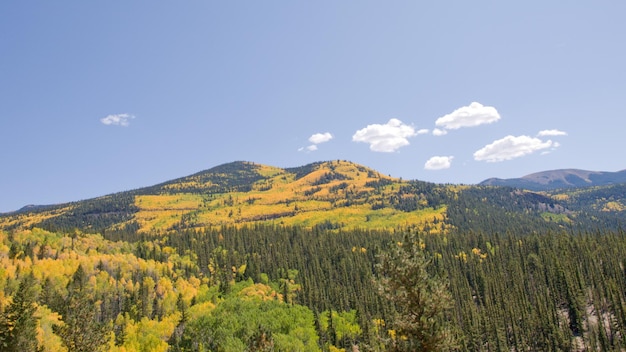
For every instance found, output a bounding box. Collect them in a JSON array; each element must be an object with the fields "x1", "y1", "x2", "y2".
[{"x1": 1, "y1": 1, "x2": 625, "y2": 212}]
